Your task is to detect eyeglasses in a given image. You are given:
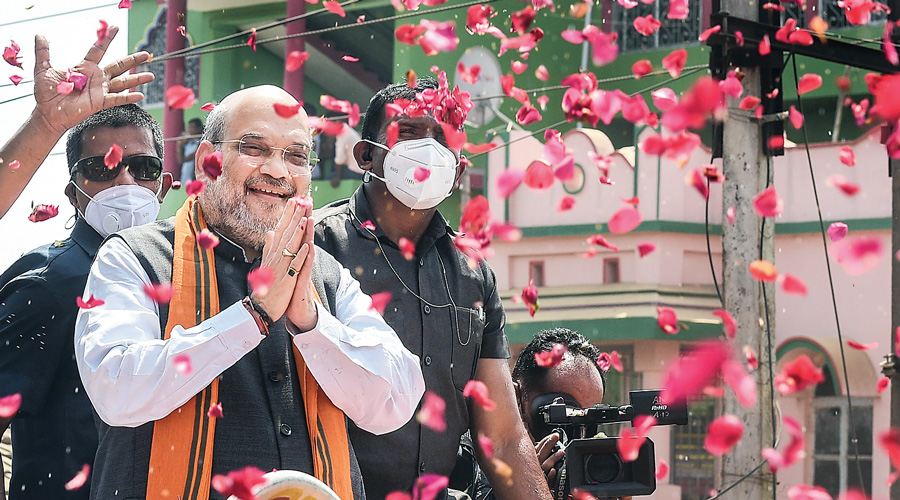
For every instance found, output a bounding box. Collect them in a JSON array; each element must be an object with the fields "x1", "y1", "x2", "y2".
[
  {"x1": 71, "y1": 154, "x2": 163, "y2": 182},
  {"x1": 215, "y1": 135, "x2": 319, "y2": 176}
]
